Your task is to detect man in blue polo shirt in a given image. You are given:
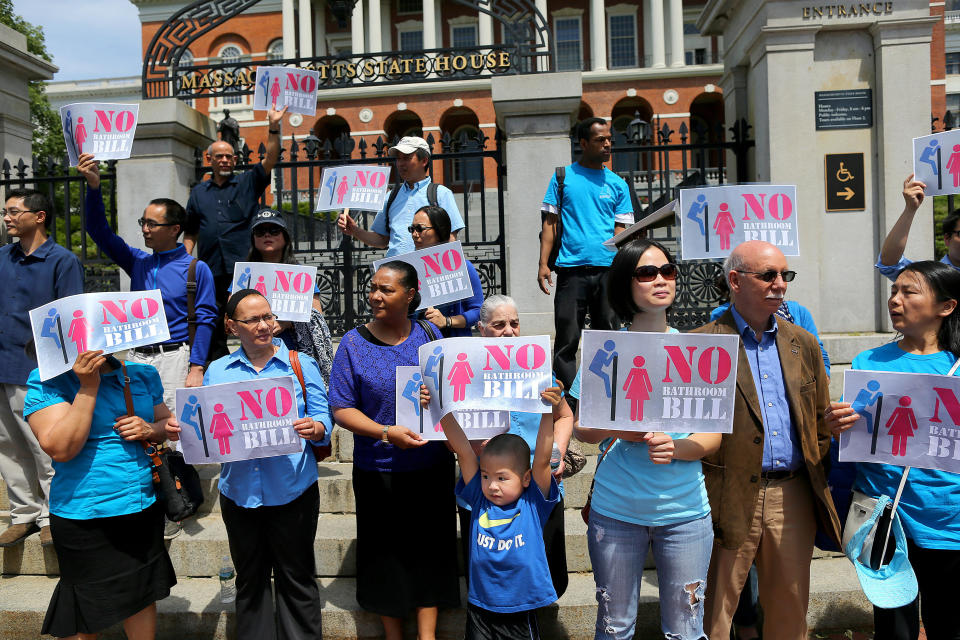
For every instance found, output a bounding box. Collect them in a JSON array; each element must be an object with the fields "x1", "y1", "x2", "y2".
[
  {"x1": 337, "y1": 136, "x2": 463, "y2": 256},
  {"x1": 0, "y1": 189, "x2": 83, "y2": 548},
  {"x1": 538, "y1": 118, "x2": 634, "y2": 393},
  {"x1": 184, "y1": 107, "x2": 286, "y2": 361}
]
